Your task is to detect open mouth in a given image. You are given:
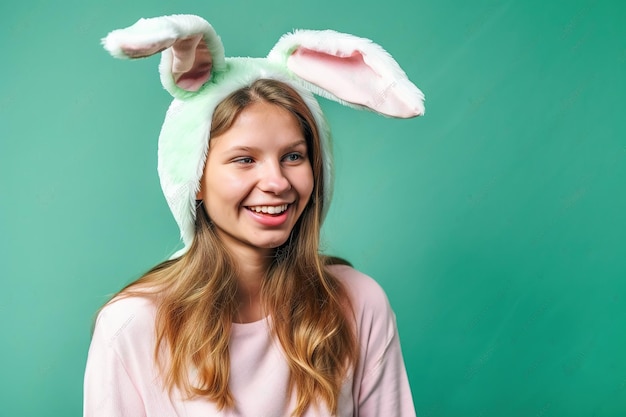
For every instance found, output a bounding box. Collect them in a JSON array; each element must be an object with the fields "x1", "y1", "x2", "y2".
[{"x1": 246, "y1": 204, "x2": 289, "y2": 216}]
